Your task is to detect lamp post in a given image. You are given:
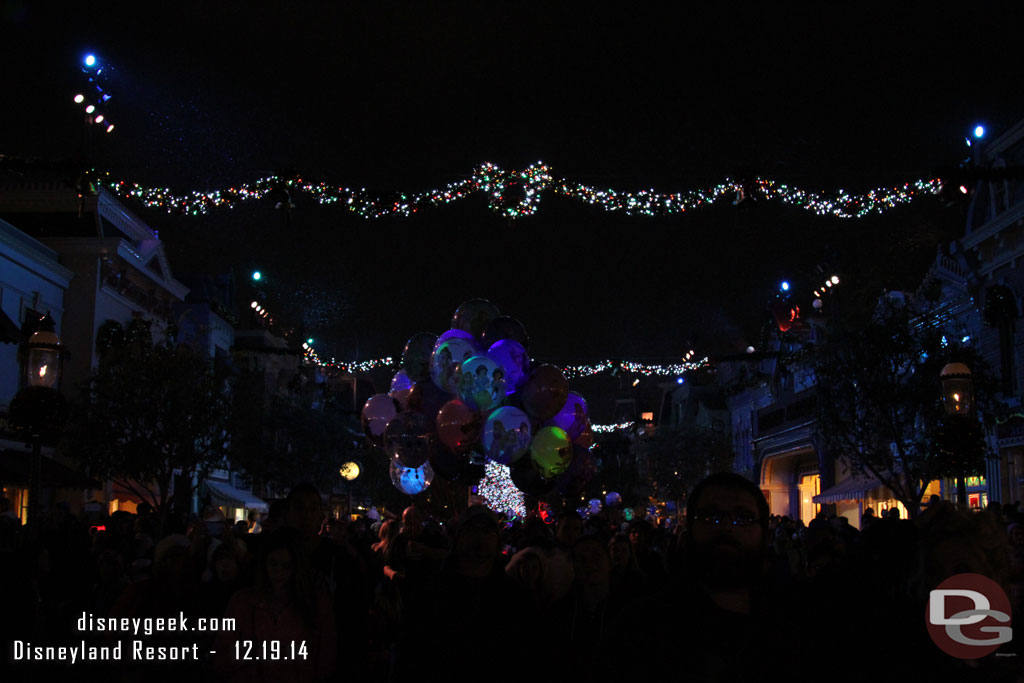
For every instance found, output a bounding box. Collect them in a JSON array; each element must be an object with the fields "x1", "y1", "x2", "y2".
[
  {"x1": 12, "y1": 315, "x2": 65, "y2": 525},
  {"x1": 939, "y1": 362, "x2": 974, "y2": 508}
]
